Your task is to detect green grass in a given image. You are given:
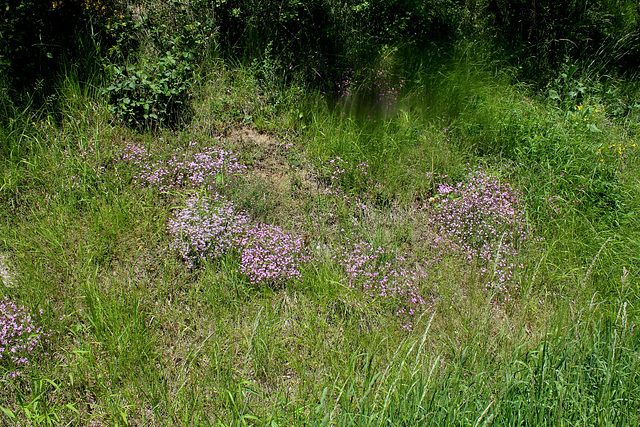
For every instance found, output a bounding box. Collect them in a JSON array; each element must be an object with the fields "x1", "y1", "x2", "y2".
[
  {"x1": 315, "y1": 293, "x2": 639, "y2": 426},
  {"x1": 1, "y1": 51, "x2": 639, "y2": 426}
]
